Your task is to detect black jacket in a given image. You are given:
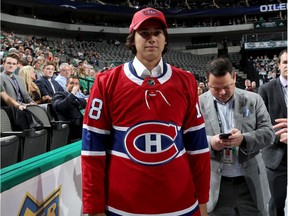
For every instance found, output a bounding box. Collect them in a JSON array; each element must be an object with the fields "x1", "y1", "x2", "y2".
[
  {"x1": 258, "y1": 78, "x2": 287, "y2": 169},
  {"x1": 52, "y1": 91, "x2": 87, "y2": 126}
]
